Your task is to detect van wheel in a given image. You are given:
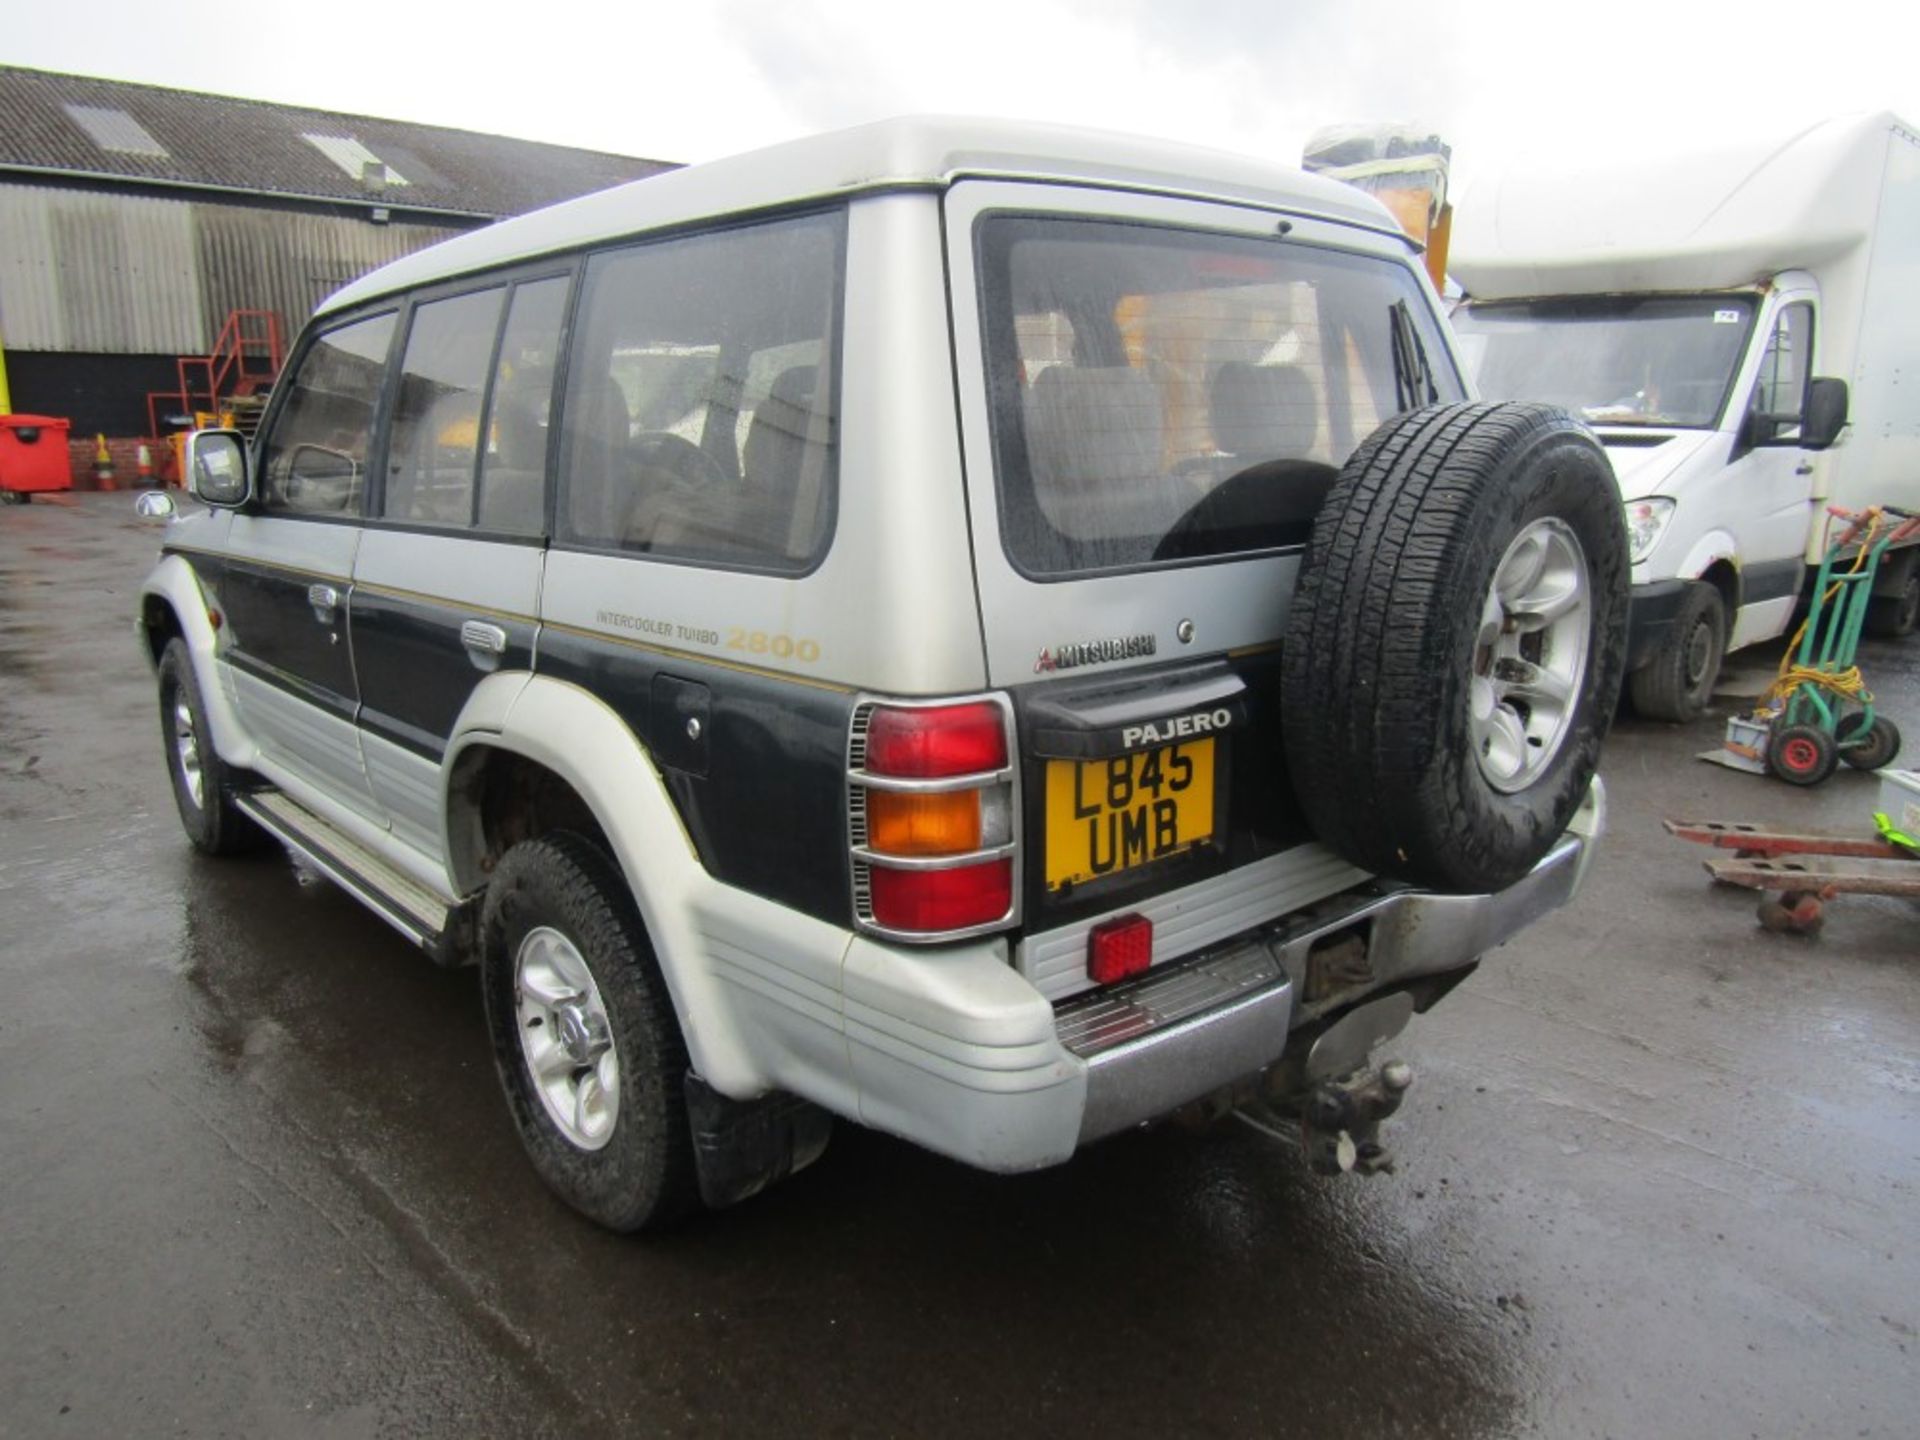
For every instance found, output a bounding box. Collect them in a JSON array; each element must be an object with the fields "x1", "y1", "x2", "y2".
[
  {"x1": 1628, "y1": 583, "x2": 1726, "y2": 722},
  {"x1": 1281, "y1": 402, "x2": 1628, "y2": 892},
  {"x1": 480, "y1": 832, "x2": 699, "y2": 1232},
  {"x1": 1865, "y1": 567, "x2": 1919, "y2": 640},
  {"x1": 157, "y1": 638, "x2": 262, "y2": 855}
]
